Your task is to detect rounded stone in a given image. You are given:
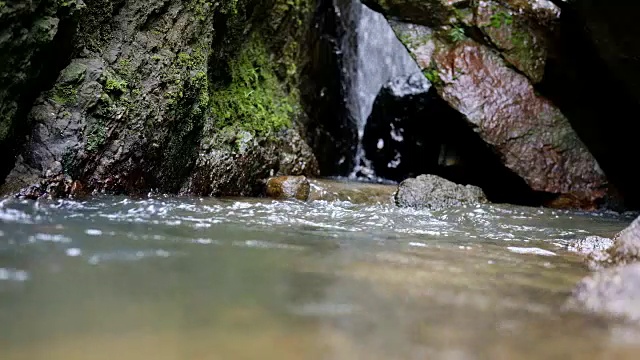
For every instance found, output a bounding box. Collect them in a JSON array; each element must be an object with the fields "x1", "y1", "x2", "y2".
[{"x1": 266, "y1": 175, "x2": 310, "y2": 201}]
